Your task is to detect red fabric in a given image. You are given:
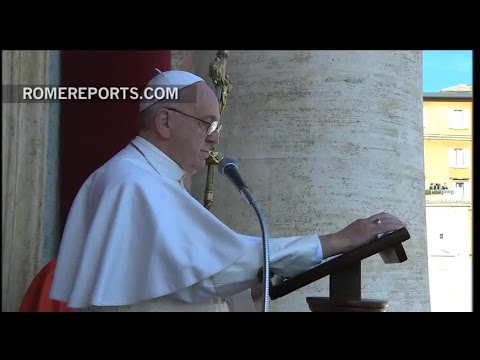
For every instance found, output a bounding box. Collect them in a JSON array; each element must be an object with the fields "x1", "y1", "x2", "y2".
[
  {"x1": 20, "y1": 52, "x2": 171, "y2": 312},
  {"x1": 19, "y1": 259, "x2": 77, "y2": 312},
  {"x1": 60, "y1": 50, "x2": 171, "y2": 228}
]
